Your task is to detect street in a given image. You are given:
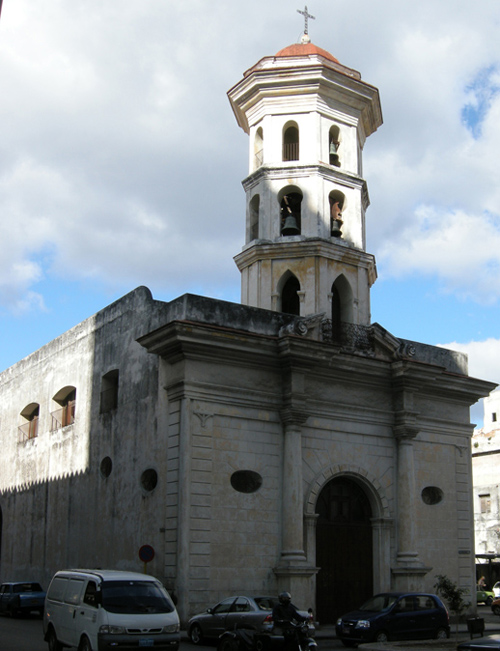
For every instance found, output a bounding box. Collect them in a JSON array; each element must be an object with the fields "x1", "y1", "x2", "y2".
[
  {"x1": 0, "y1": 615, "x2": 339, "y2": 651},
  {"x1": 2, "y1": 608, "x2": 499, "y2": 651}
]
